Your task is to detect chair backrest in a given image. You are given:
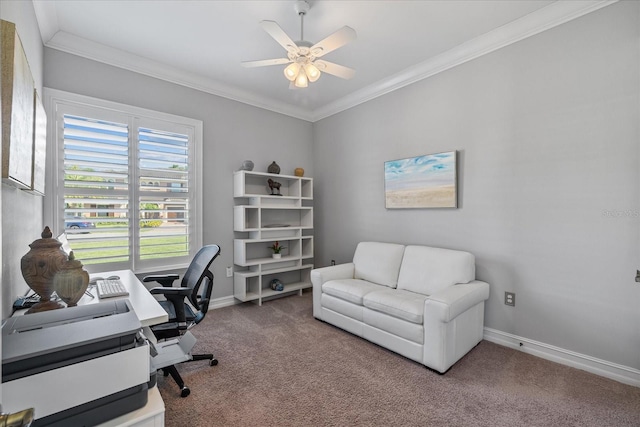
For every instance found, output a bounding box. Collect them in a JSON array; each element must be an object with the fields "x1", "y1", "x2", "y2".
[{"x1": 181, "y1": 244, "x2": 221, "y2": 323}]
